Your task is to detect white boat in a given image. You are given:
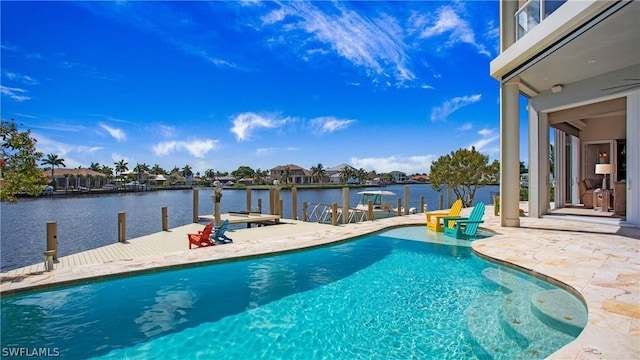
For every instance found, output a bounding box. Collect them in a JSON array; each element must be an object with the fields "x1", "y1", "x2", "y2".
[{"x1": 354, "y1": 190, "x2": 417, "y2": 218}]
